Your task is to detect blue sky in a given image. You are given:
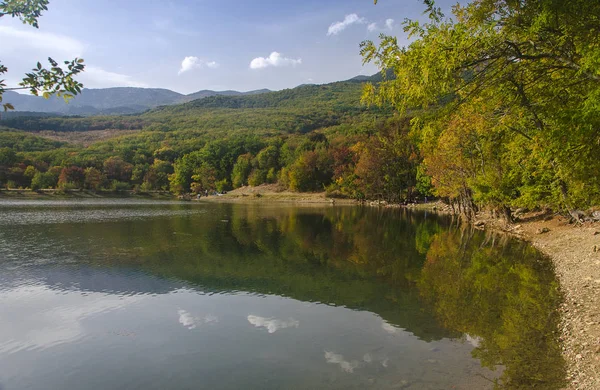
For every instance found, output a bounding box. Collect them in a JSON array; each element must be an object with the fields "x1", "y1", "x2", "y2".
[{"x1": 1, "y1": 0, "x2": 457, "y2": 94}]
